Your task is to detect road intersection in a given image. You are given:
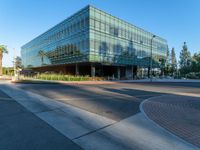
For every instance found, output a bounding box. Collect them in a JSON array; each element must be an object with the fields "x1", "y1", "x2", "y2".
[{"x1": 0, "y1": 80, "x2": 200, "y2": 150}]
